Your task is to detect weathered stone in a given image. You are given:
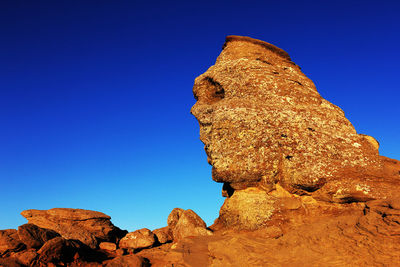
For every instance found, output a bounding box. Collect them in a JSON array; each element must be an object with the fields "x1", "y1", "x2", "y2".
[
  {"x1": 99, "y1": 242, "x2": 116, "y2": 251},
  {"x1": 168, "y1": 208, "x2": 212, "y2": 241},
  {"x1": 18, "y1": 223, "x2": 60, "y2": 249},
  {"x1": 153, "y1": 227, "x2": 172, "y2": 244},
  {"x1": 217, "y1": 187, "x2": 276, "y2": 230},
  {"x1": 103, "y1": 254, "x2": 146, "y2": 267},
  {"x1": 37, "y1": 237, "x2": 77, "y2": 264},
  {"x1": 119, "y1": 228, "x2": 156, "y2": 250},
  {"x1": 0, "y1": 229, "x2": 25, "y2": 256},
  {"x1": 0, "y1": 257, "x2": 23, "y2": 267},
  {"x1": 166, "y1": 208, "x2": 184, "y2": 228},
  {"x1": 21, "y1": 208, "x2": 127, "y2": 249},
  {"x1": 191, "y1": 35, "x2": 399, "y2": 194},
  {"x1": 11, "y1": 248, "x2": 38, "y2": 266},
  {"x1": 191, "y1": 35, "x2": 400, "y2": 229}
]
